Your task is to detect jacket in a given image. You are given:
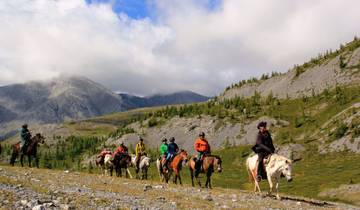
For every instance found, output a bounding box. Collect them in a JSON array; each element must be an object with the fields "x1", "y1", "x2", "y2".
[
  {"x1": 159, "y1": 143, "x2": 168, "y2": 155},
  {"x1": 167, "y1": 142, "x2": 179, "y2": 155},
  {"x1": 136, "y1": 142, "x2": 146, "y2": 156},
  {"x1": 20, "y1": 128, "x2": 31, "y2": 145},
  {"x1": 194, "y1": 138, "x2": 210, "y2": 153},
  {"x1": 114, "y1": 145, "x2": 128, "y2": 156},
  {"x1": 252, "y1": 130, "x2": 275, "y2": 154}
]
